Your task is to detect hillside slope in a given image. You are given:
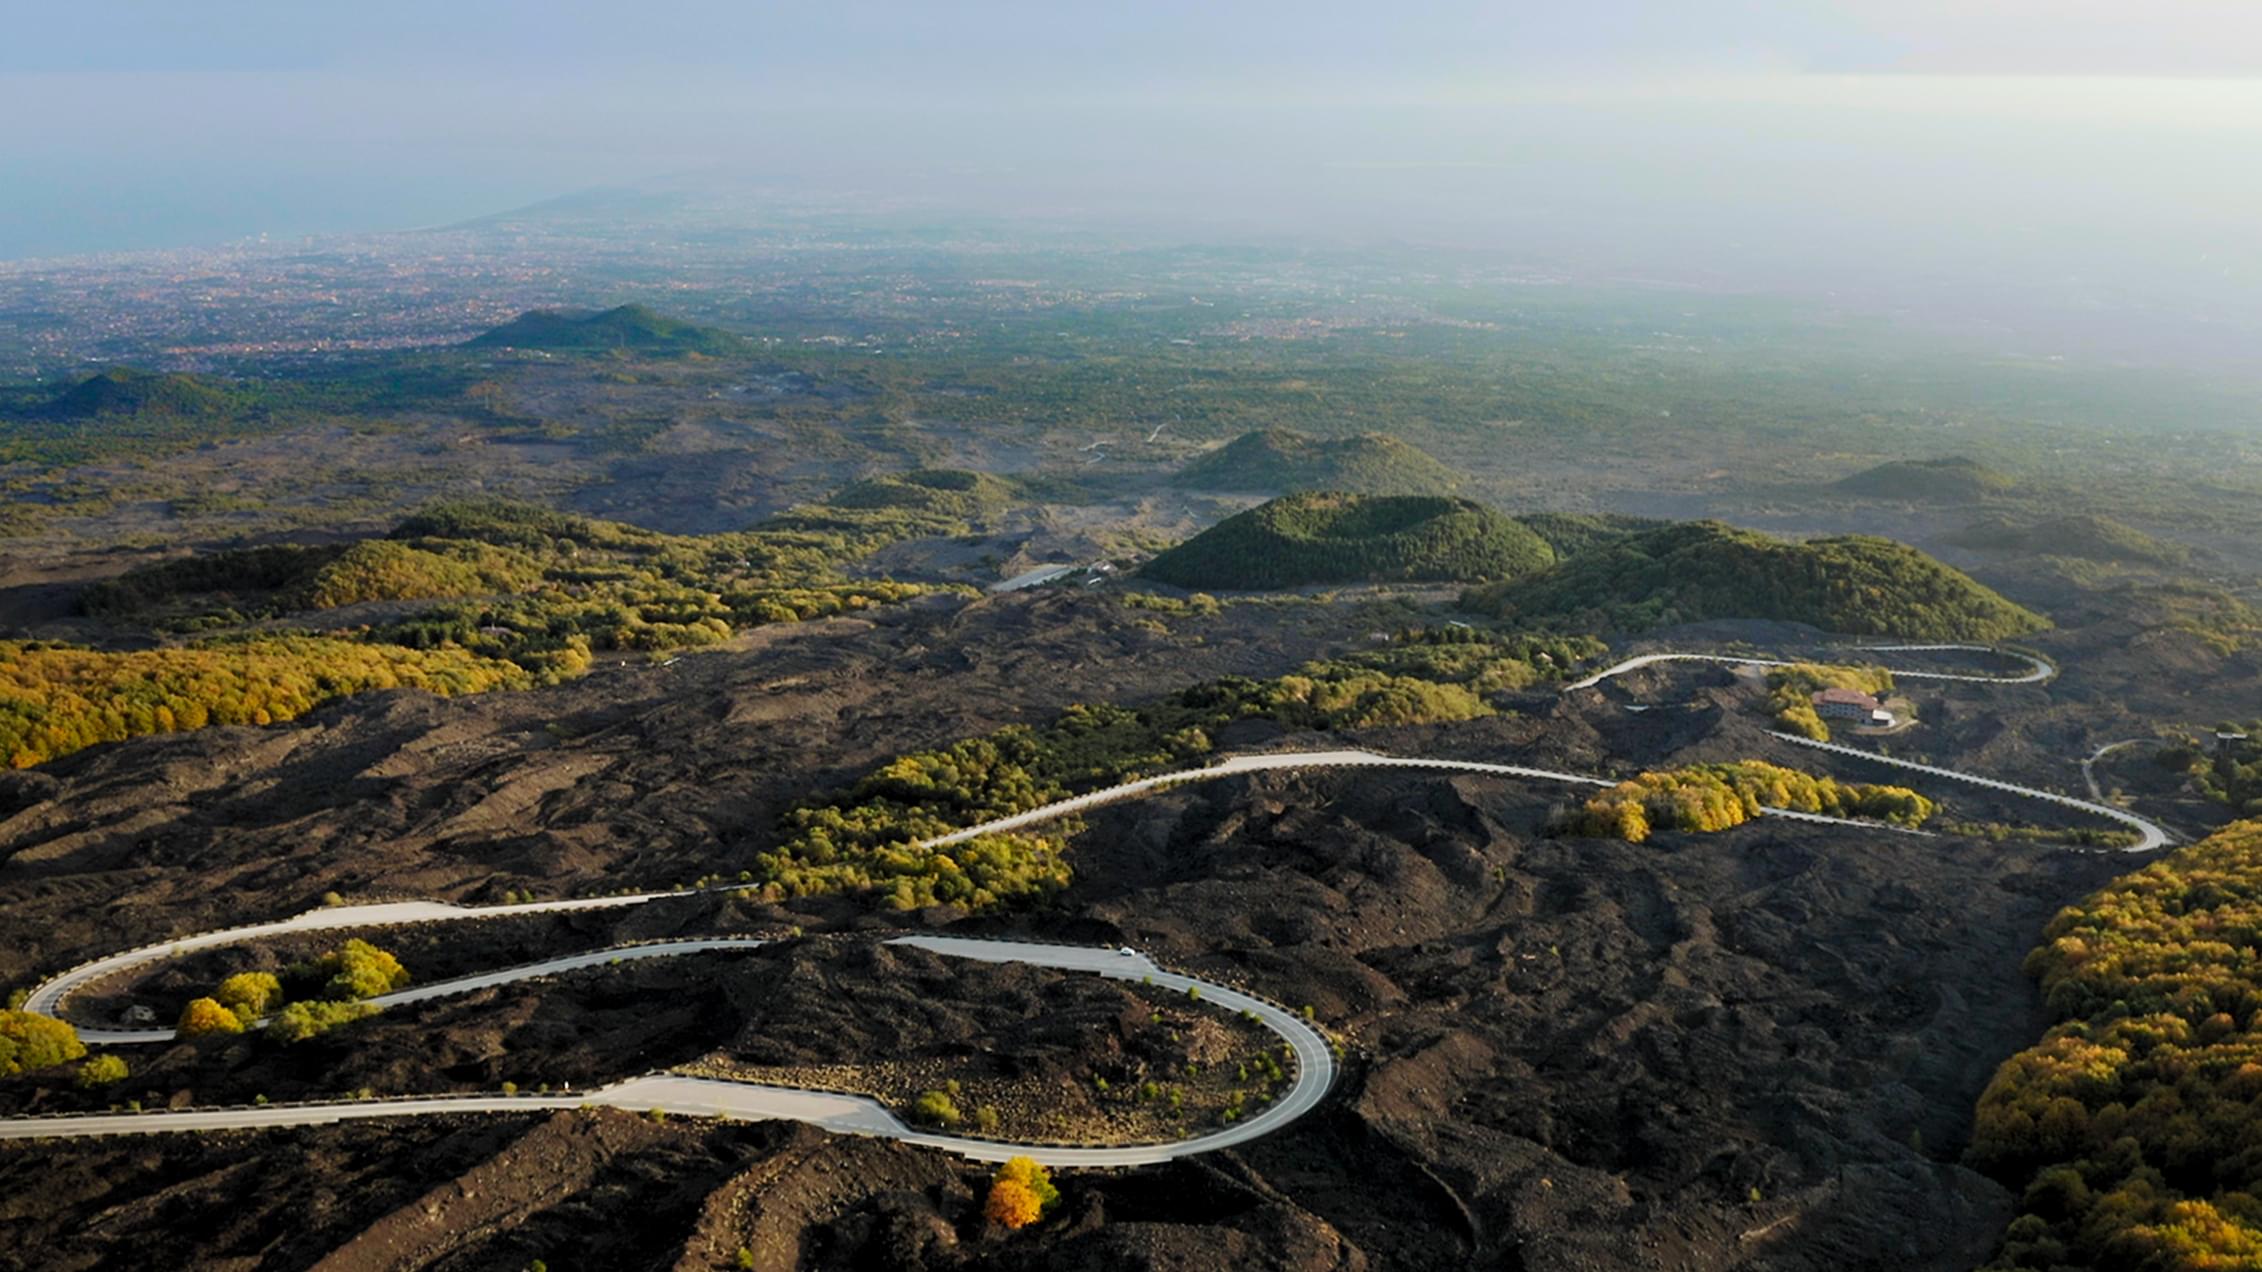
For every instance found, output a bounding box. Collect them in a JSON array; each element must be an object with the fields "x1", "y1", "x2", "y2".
[
  {"x1": 1464, "y1": 519, "x2": 2048, "y2": 639},
  {"x1": 1173, "y1": 429, "x2": 1458, "y2": 494},
  {"x1": 465, "y1": 305, "x2": 746, "y2": 356},
  {"x1": 1837, "y1": 456, "x2": 2018, "y2": 501},
  {"x1": 1142, "y1": 492, "x2": 1554, "y2": 590},
  {"x1": 37, "y1": 368, "x2": 240, "y2": 419},
  {"x1": 1947, "y1": 514, "x2": 2188, "y2": 566}
]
